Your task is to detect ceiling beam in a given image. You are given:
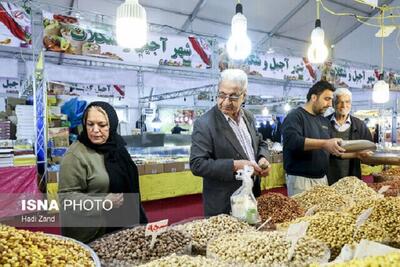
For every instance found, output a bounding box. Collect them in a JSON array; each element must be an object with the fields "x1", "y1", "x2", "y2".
[
  {"x1": 256, "y1": 0, "x2": 310, "y2": 49},
  {"x1": 143, "y1": 4, "x2": 309, "y2": 44},
  {"x1": 333, "y1": 0, "x2": 395, "y2": 44},
  {"x1": 181, "y1": 0, "x2": 207, "y2": 32},
  {"x1": 325, "y1": 0, "x2": 370, "y2": 15}
]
